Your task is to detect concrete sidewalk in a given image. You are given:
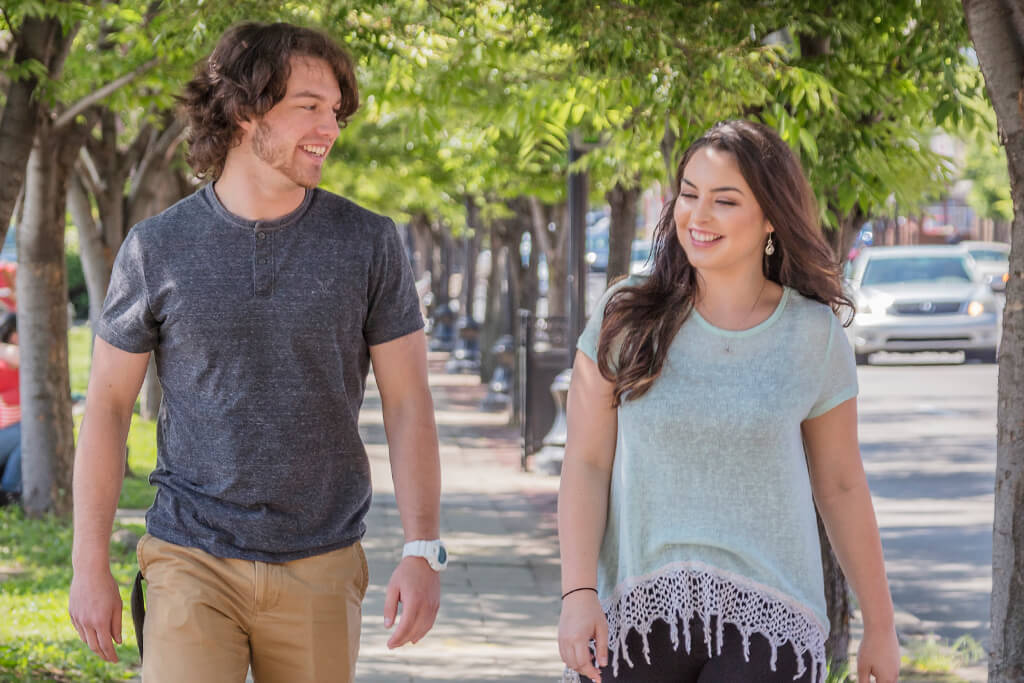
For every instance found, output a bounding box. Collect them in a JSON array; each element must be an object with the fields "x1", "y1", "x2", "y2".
[{"x1": 355, "y1": 353, "x2": 564, "y2": 682}]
